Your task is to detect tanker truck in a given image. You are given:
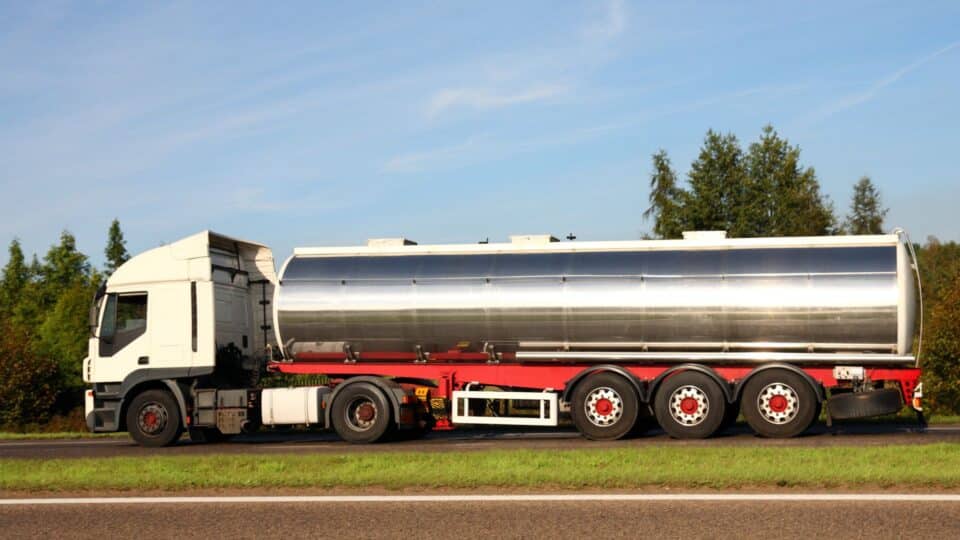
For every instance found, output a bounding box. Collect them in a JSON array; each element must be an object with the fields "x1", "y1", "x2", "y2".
[{"x1": 82, "y1": 229, "x2": 924, "y2": 446}]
